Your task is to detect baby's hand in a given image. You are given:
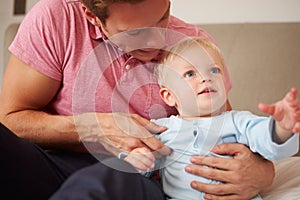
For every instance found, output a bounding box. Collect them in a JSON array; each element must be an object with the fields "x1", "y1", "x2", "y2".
[
  {"x1": 124, "y1": 147, "x2": 155, "y2": 173},
  {"x1": 258, "y1": 88, "x2": 300, "y2": 133}
]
